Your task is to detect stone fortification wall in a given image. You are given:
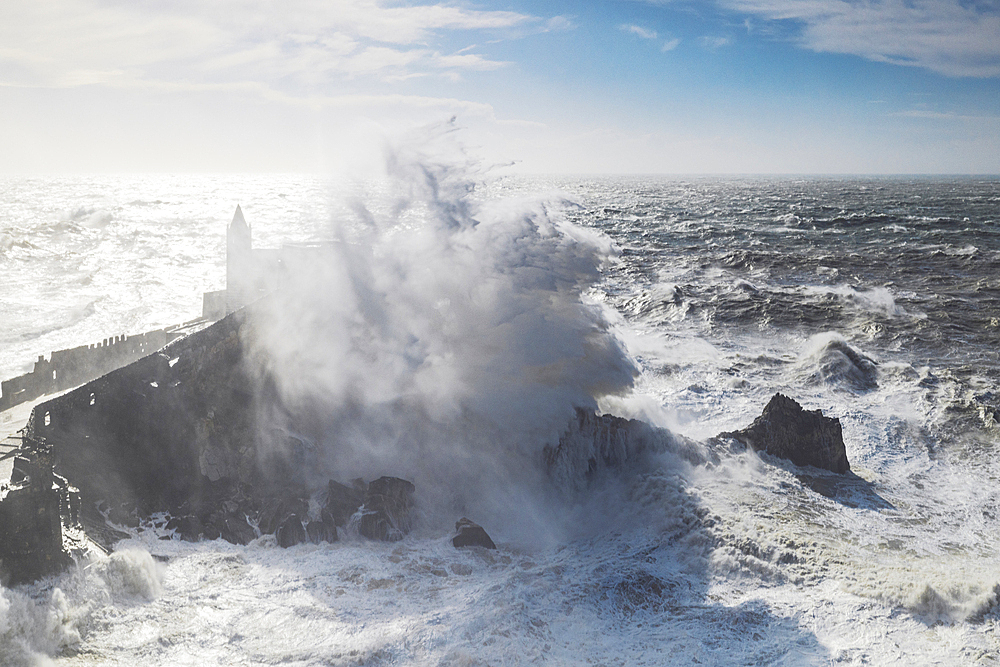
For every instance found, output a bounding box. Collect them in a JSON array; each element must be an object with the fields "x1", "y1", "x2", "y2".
[
  {"x1": 0, "y1": 328, "x2": 186, "y2": 412},
  {"x1": 25, "y1": 303, "x2": 296, "y2": 515}
]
